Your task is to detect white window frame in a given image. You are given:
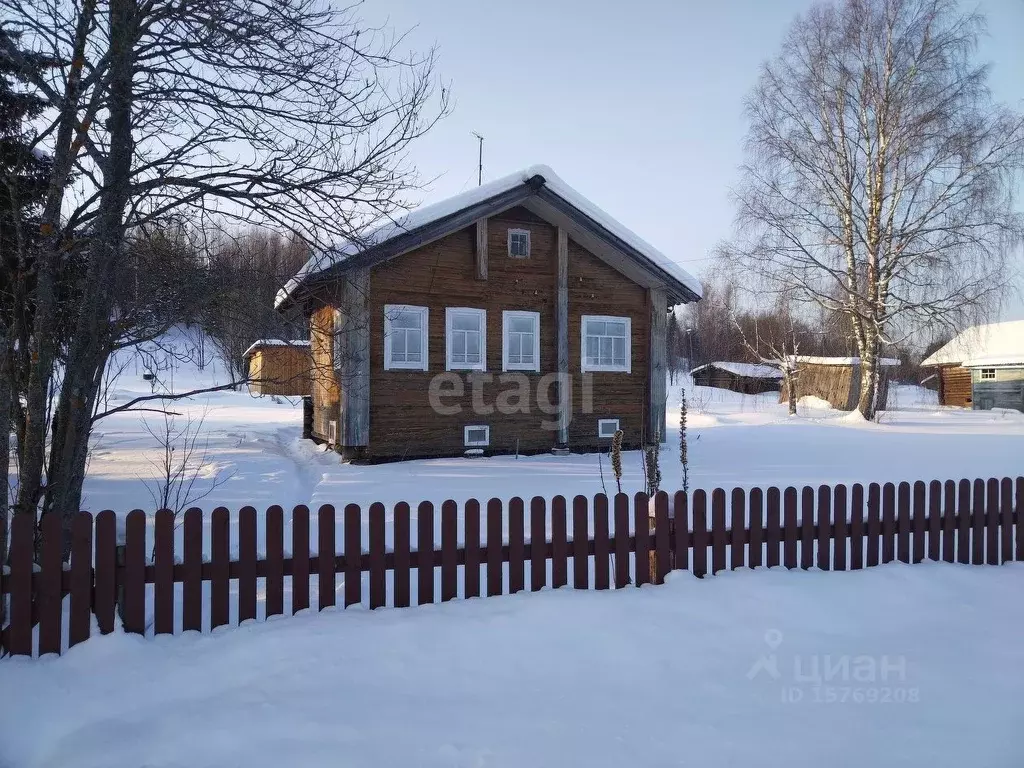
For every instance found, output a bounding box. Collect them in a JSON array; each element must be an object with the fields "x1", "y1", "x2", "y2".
[
  {"x1": 980, "y1": 368, "x2": 996, "y2": 380},
  {"x1": 464, "y1": 424, "x2": 490, "y2": 447},
  {"x1": 446, "y1": 307, "x2": 487, "y2": 371},
  {"x1": 581, "y1": 315, "x2": 632, "y2": 373},
  {"x1": 383, "y1": 304, "x2": 429, "y2": 371},
  {"x1": 598, "y1": 418, "x2": 620, "y2": 438},
  {"x1": 508, "y1": 228, "x2": 531, "y2": 258},
  {"x1": 502, "y1": 310, "x2": 541, "y2": 372}
]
